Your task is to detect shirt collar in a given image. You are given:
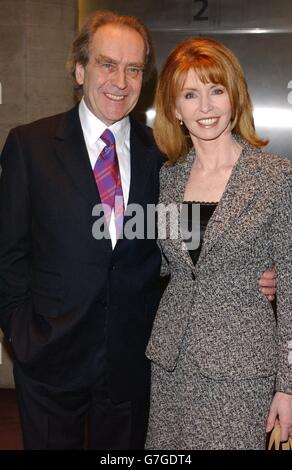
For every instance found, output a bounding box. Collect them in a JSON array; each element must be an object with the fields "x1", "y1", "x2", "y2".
[{"x1": 79, "y1": 97, "x2": 130, "y2": 147}]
